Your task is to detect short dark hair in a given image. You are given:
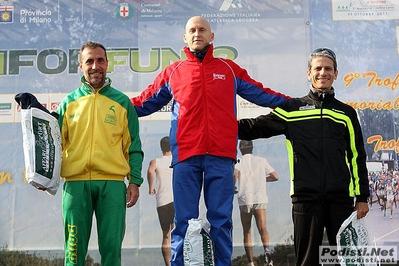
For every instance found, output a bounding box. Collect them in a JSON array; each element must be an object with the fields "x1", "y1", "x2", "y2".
[
  {"x1": 308, "y1": 47, "x2": 337, "y2": 71},
  {"x1": 239, "y1": 140, "x2": 253, "y2": 155},
  {"x1": 160, "y1": 136, "x2": 170, "y2": 153},
  {"x1": 79, "y1": 41, "x2": 107, "y2": 62}
]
